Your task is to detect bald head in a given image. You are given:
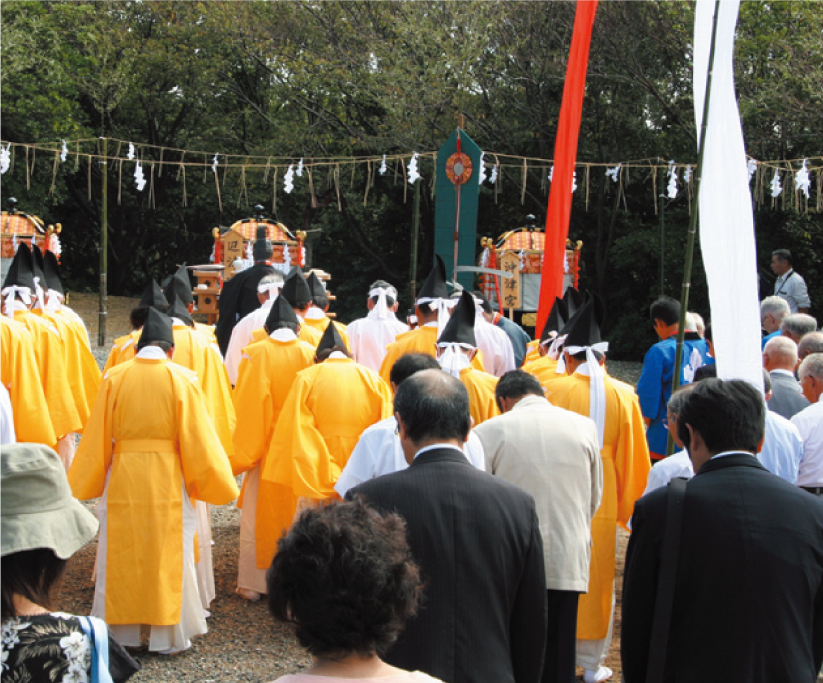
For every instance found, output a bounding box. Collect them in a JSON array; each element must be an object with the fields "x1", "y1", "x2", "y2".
[
  {"x1": 763, "y1": 335, "x2": 799, "y2": 372},
  {"x1": 798, "y1": 332, "x2": 823, "y2": 361}
]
